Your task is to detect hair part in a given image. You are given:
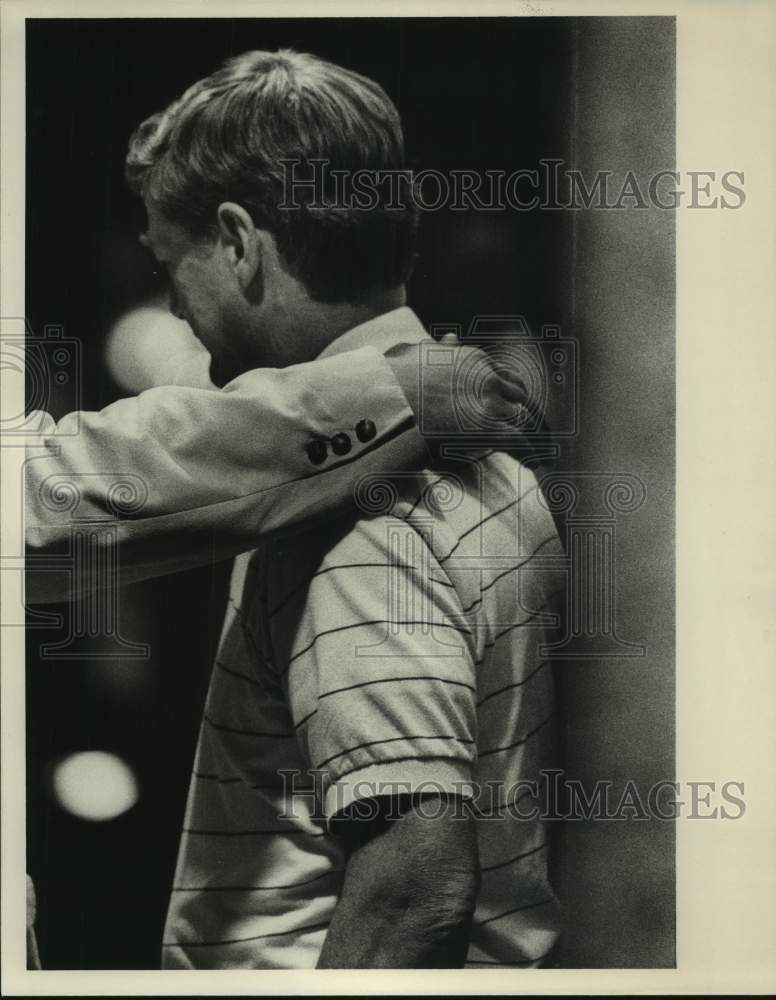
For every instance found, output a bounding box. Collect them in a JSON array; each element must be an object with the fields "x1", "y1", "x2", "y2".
[{"x1": 125, "y1": 49, "x2": 419, "y2": 302}]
